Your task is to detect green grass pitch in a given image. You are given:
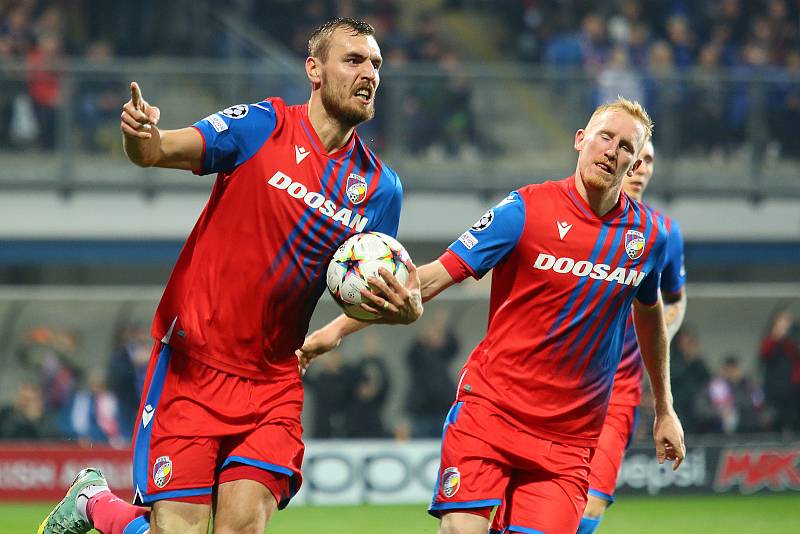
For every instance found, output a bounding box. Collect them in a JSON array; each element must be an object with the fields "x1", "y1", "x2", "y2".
[{"x1": 10, "y1": 494, "x2": 797, "y2": 533}]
